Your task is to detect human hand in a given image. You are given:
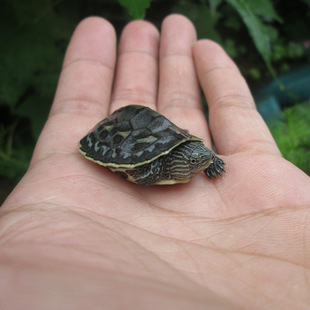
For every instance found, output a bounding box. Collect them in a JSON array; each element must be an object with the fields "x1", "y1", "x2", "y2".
[{"x1": 1, "y1": 15, "x2": 310, "y2": 309}]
